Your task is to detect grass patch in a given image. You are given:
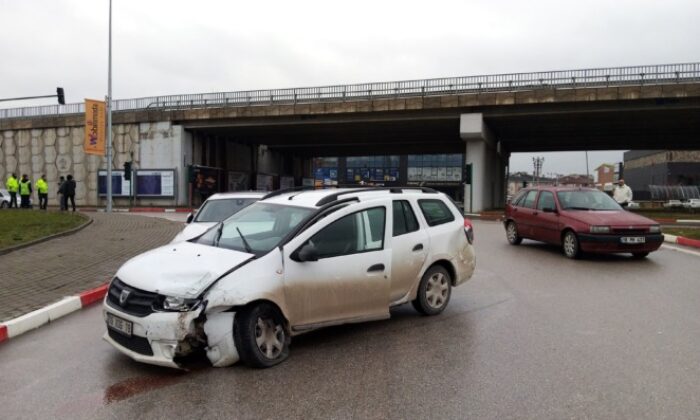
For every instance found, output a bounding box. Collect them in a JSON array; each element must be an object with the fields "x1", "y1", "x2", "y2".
[
  {"x1": 663, "y1": 227, "x2": 700, "y2": 240},
  {"x1": 0, "y1": 210, "x2": 88, "y2": 249},
  {"x1": 630, "y1": 210, "x2": 700, "y2": 220}
]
